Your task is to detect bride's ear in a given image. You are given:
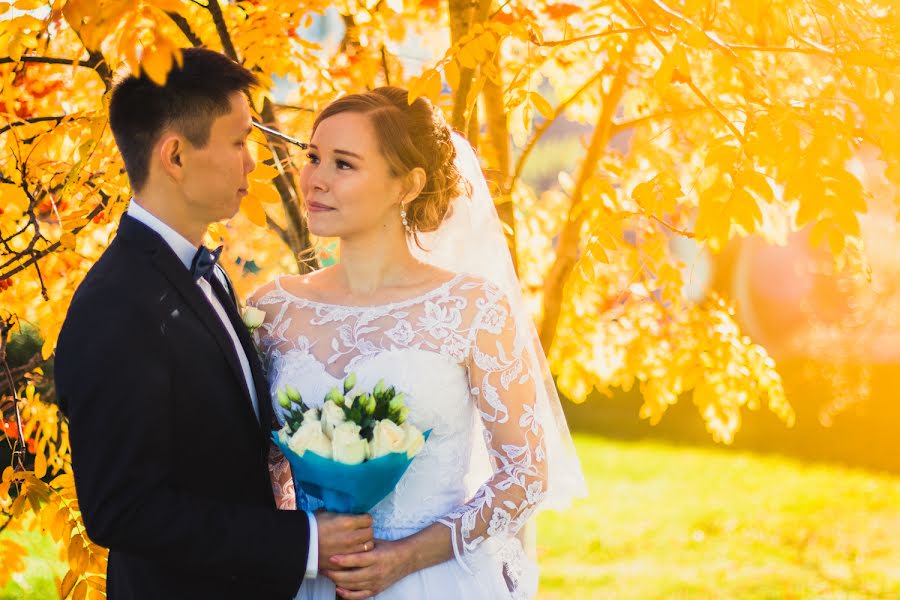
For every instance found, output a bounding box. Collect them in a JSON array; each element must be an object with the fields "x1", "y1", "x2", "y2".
[{"x1": 399, "y1": 167, "x2": 426, "y2": 204}]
